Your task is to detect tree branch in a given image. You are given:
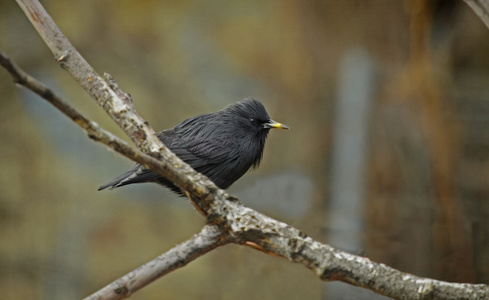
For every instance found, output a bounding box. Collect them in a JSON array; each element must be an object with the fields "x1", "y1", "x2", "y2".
[
  {"x1": 84, "y1": 225, "x2": 229, "y2": 300},
  {"x1": 0, "y1": 51, "x2": 196, "y2": 203},
  {"x1": 5, "y1": 0, "x2": 489, "y2": 299},
  {"x1": 3, "y1": 43, "x2": 488, "y2": 300},
  {"x1": 464, "y1": 0, "x2": 489, "y2": 30}
]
